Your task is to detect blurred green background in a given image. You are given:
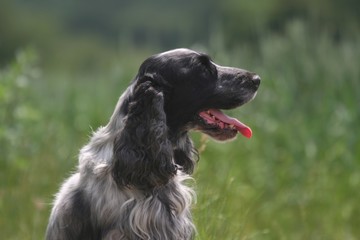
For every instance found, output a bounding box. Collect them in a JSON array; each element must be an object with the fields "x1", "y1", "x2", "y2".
[{"x1": 1, "y1": 0, "x2": 359, "y2": 239}]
